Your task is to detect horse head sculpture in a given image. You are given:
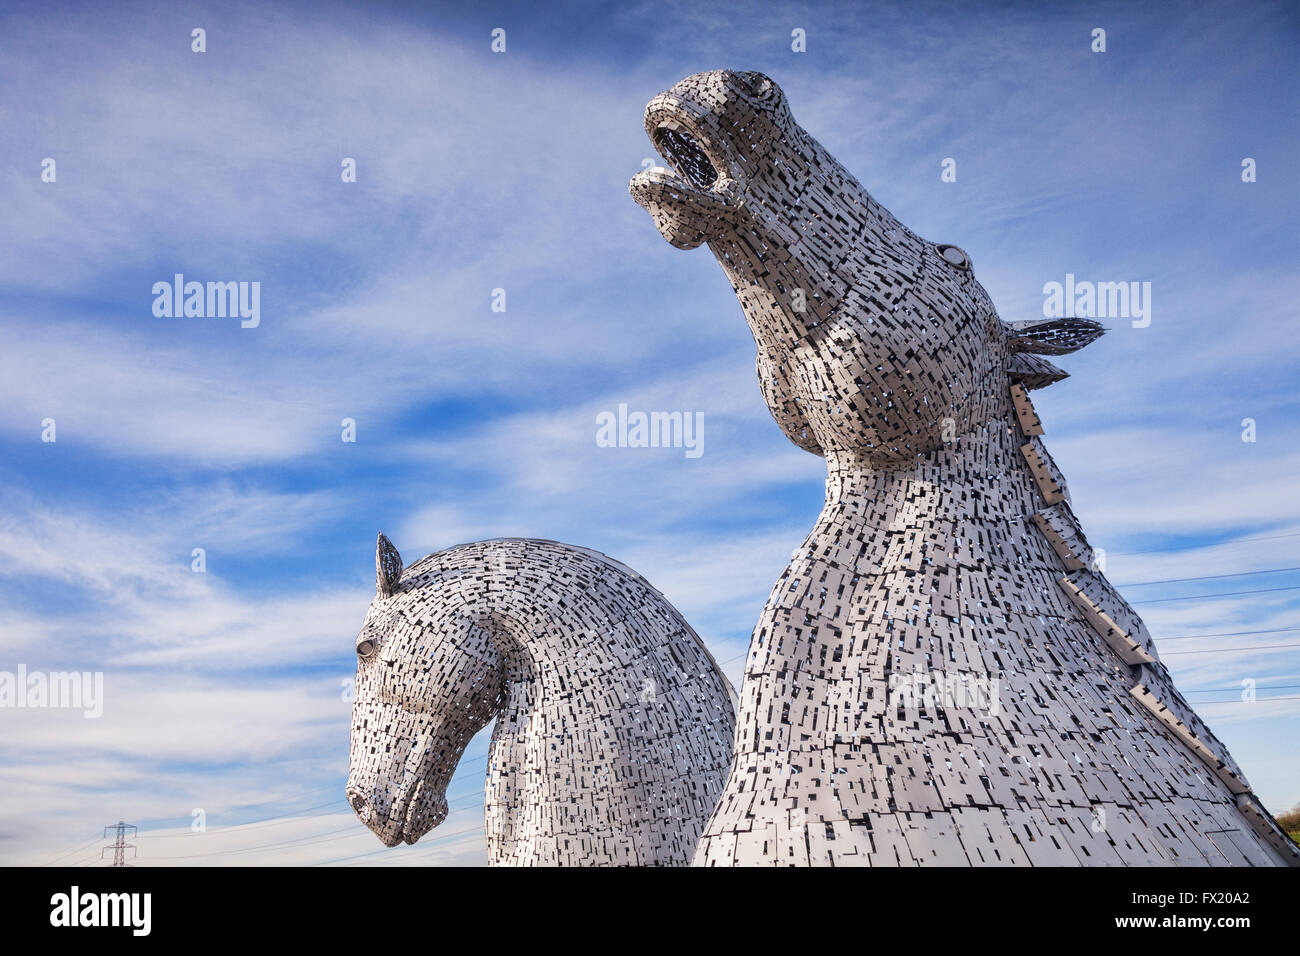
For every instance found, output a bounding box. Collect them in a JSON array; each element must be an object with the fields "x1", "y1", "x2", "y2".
[
  {"x1": 631, "y1": 69, "x2": 1298, "y2": 867},
  {"x1": 630, "y1": 68, "x2": 1102, "y2": 464},
  {"x1": 346, "y1": 534, "x2": 736, "y2": 865}
]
